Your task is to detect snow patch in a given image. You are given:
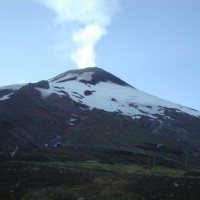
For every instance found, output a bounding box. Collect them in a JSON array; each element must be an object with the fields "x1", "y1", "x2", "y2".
[
  {"x1": 0, "y1": 83, "x2": 27, "y2": 90},
  {"x1": 35, "y1": 87, "x2": 52, "y2": 98},
  {"x1": 51, "y1": 72, "x2": 94, "y2": 83},
  {"x1": 70, "y1": 118, "x2": 77, "y2": 122},
  {"x1": 0, "y1": 83, "x2": 27, "y2": 101},
  {"x1": 48, "y1": 78, "x2": 200, "y2": 119},
  {"x1": 0, "y1": 93, "x2": 13, "y2": 101},
  {"x1": 77, "y1": 72, "x2": 94, "y2": 82},
  {"x1": 66, "y1": 120, "x2": 74, "y2": 126}
]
